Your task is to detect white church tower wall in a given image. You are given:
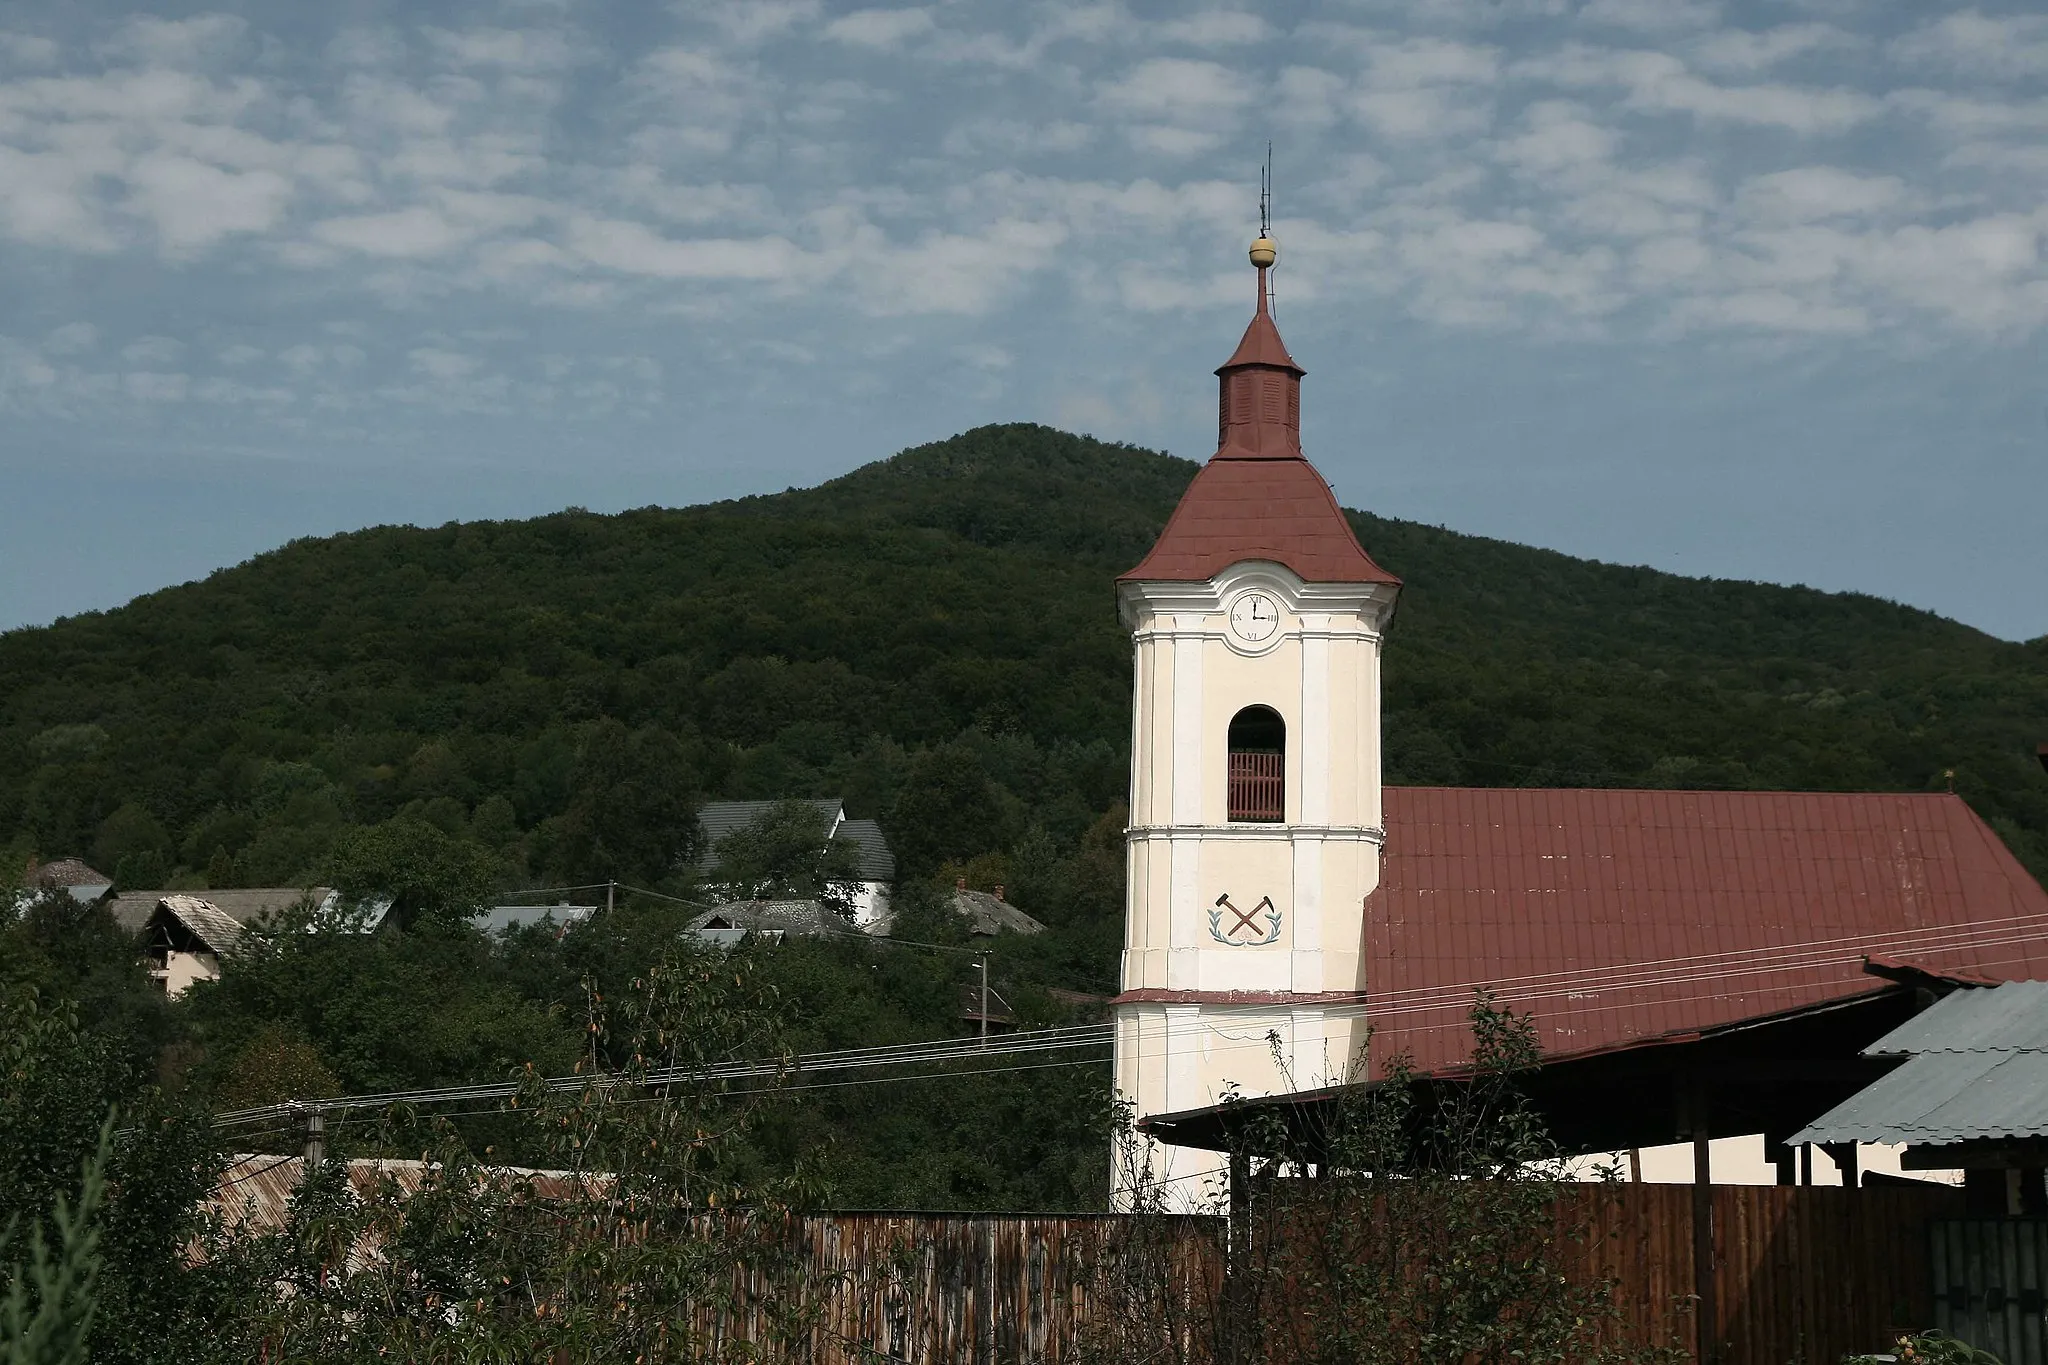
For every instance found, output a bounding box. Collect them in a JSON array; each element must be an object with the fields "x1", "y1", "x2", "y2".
[{"x1": 1110, "y1": 235, "x2": 1402, "y2": 1202}]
